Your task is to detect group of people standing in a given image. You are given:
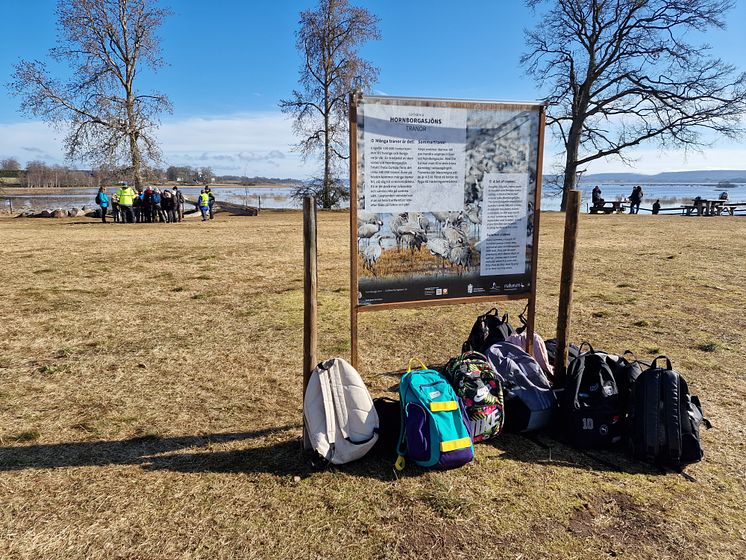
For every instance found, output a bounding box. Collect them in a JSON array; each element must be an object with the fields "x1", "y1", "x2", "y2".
[{"x1": 95, "y1": 184, "x2": 215, "y2": 224}]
